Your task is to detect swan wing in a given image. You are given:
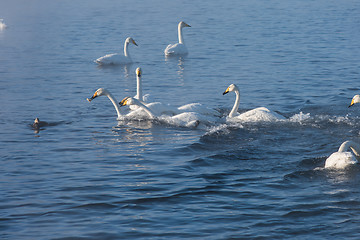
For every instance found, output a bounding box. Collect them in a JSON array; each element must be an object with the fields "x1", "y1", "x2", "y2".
[
  {"x1": 232, "y1": 107, "x2": 285, "y2": 122},
  {"x1": 164, "y1": 43, "x2": 188, "y2": 55},
  {"x1": 95, "y1": 53, "x2": 131, "y2": 65},
  {"x1": 178, "y1": 103, "x2": 220, "y2": 116}
]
